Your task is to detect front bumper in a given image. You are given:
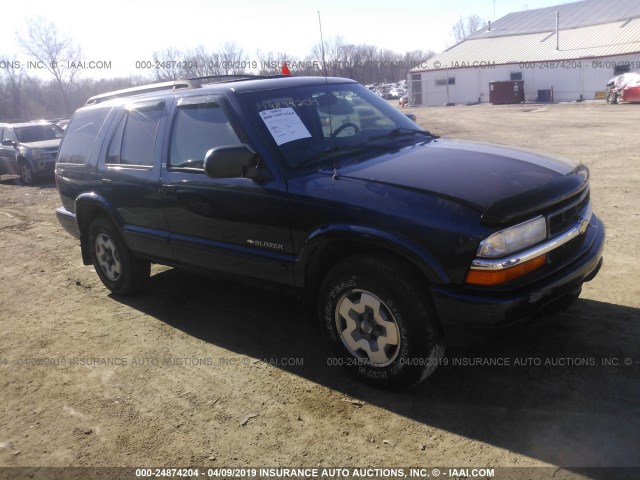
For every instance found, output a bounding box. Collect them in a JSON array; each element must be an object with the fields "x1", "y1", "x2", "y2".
[
  {"x1": 431, "y1": 214, "x2": 604, "y2": 342},
  {"x1": 32, "y1": 159, "x2": 57, "y2": 175}
]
